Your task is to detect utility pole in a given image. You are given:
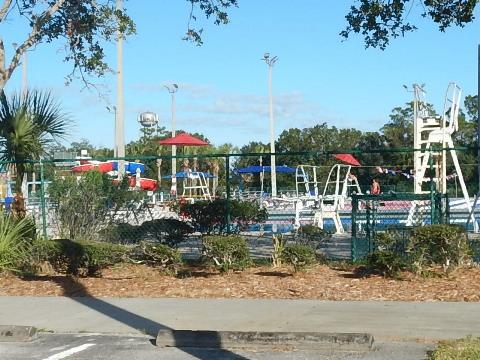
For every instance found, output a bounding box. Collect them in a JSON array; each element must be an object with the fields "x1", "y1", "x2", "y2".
[
  {"x1": 262, "y1": 53, "x2": 278, "y2": 198},
  {"x1": 165, "y1": 84, "x2": 178, "y2": 195},
  {"x1": 116, "y1": 0, "x2": 125, "y2": 178},
  {"x1": 477, "y1": 44, "x2": 480, "y2": 193},
  {"x1": 107, "y1": 106, "x2": 117, "y2": 157}
]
